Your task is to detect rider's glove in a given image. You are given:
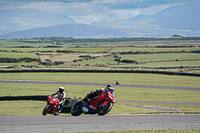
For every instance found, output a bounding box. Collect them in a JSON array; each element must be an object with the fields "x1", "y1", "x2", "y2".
[
  {"x1": 57, "y1": 101, "x2": 62, "y2": 105},
  {"x1": 96, "y1": 89, "x2": 100, "y2": 94}
]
